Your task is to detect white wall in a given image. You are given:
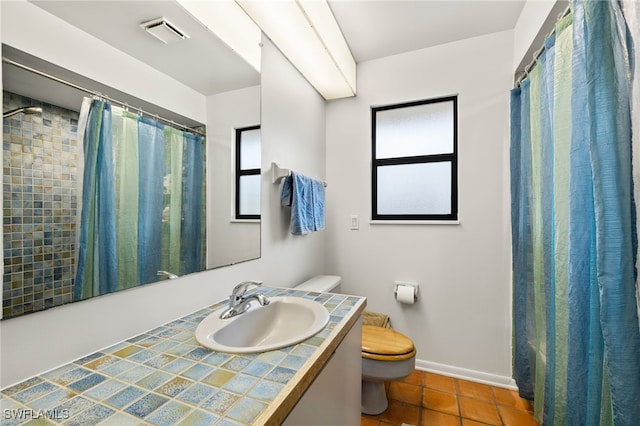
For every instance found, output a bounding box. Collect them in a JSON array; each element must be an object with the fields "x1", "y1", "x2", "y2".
[
  {"x1": 207, "y1": 85, "x2": 261, "y2": 269},
  {"x1": 513, "y1": 0, "x2": 567, "y2": 73},
  {"x1": 0, "y1": 2, "x2": 327, "y2": 386},
  {"x1": 325, "y1": 30, "x2": 515, "y2": 386}
]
